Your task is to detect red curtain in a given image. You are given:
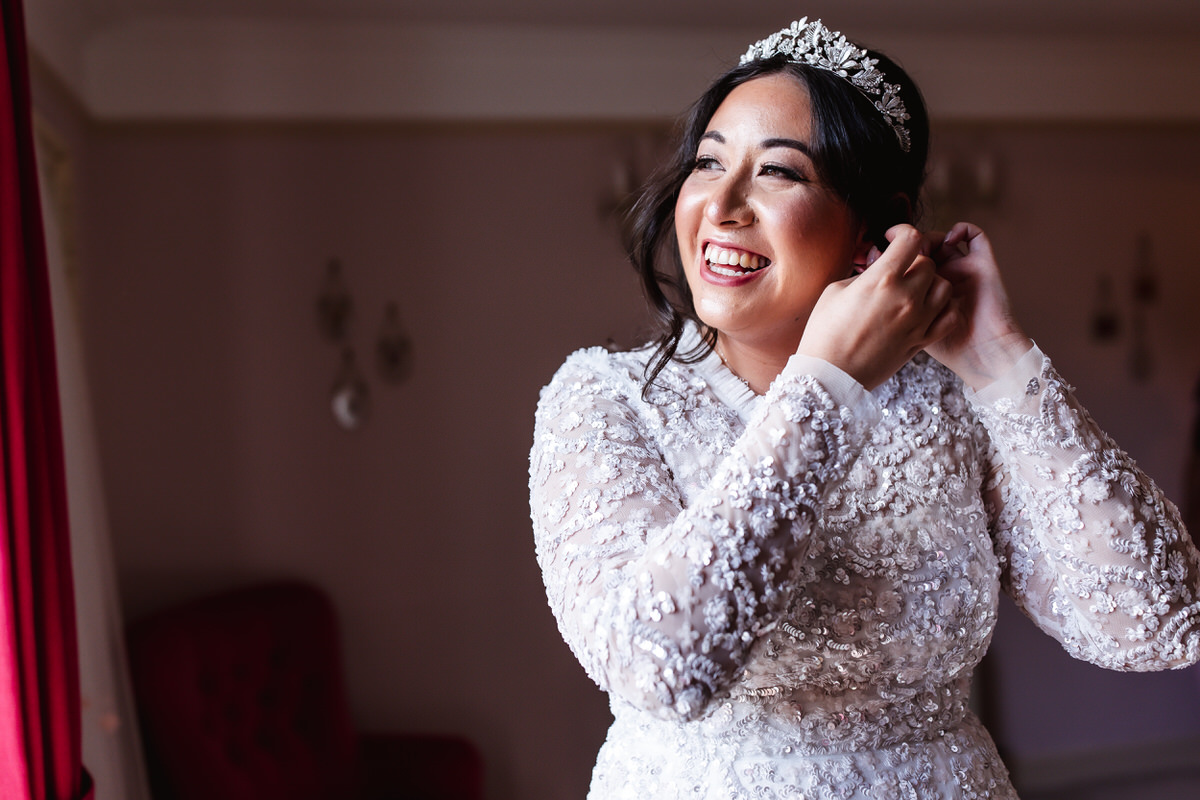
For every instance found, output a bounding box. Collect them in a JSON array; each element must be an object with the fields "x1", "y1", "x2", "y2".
[{"x1": 0, "y1": 1, "x2": 91, "y2": 798}]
